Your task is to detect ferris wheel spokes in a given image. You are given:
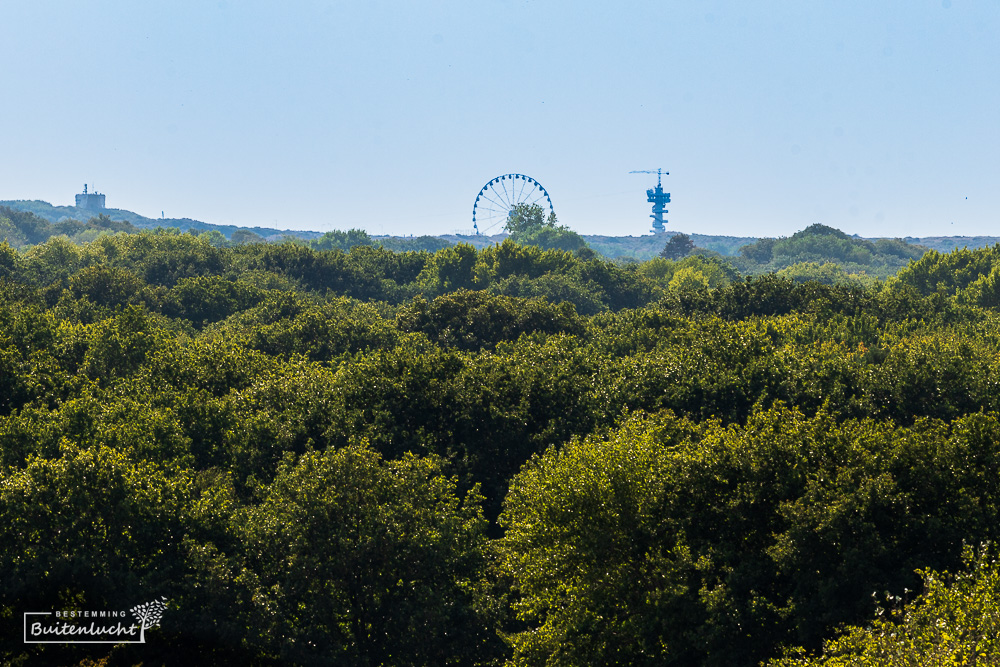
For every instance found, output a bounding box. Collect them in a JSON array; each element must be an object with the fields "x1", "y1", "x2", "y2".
[{"x1": 471, "y1": 173, "x2": 555, "y2": 235}]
